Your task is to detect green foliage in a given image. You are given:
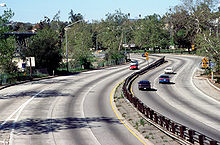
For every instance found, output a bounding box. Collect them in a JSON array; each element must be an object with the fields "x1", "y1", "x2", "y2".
[
  {"x1": 0, "y1": 9, "x2": 14, "y2": 24},
  {"x1": 140, "y1": 119, "x2": 145, "y2": 126},
  {"x1": 67, "y1": 22, "x2": 93, "y2": 69},
  {"x1": 0, "y1": 37, "x2": 16, "y2": 73},
  {"x1": 133, "y1": 14, "x2": 170, "y2": 49},
  {"x1": 68, "y1": 9, "x2": 83, "y2": 23},
  {"x1": 24, "y1": 27, "x2": 62, "y2": 74},
  {"x1": 195, "y1": 31, "x2": 220, "y2": 72},
  {"x1": 95, "y1": 10, "x2": 128, "y2": 60},
  {"x1": 0, "y1": 9, "x2": 16, "y2": 73}
]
